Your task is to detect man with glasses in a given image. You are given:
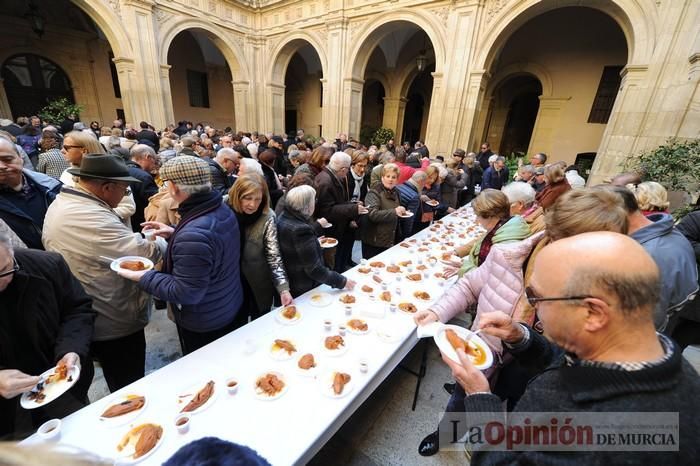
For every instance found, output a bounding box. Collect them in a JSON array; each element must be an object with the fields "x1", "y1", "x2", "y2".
[
  {"x1": 43, "y1": 154, "x2": 163, "y2": 393},
  {"x1": 126, "y1": 145, "x2": 160, "y2": 233},
  {"x1": 442, "y1": 232, "x2": 700, "y2": 465},
  {"x1": 0, "y1": 136, "x2": 61, "y2": 249},
  {"x1": 0, "y1": 231, "x2": 96, "y2": 439},
  {"x1": 314, "y1": 152, "x2": 368, "y2": 272},
  {"x1": 208, "y1": 148, "x2": 240, "y2": 196}
]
